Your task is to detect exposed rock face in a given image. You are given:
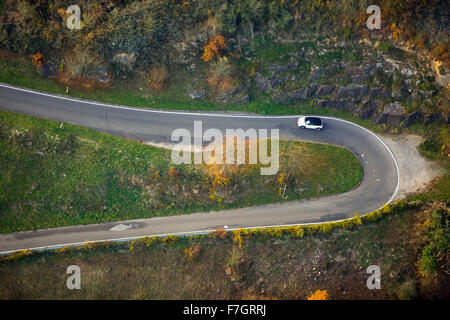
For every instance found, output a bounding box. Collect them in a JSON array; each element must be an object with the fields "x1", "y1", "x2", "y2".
[
  {"x1": 255, "y1": 74, "x2": 270, "y2": 91},
  {"x1": 219, "y1": 92, "x2": 249, "y2": 105},
  {"x1": 336, "y1": 84, "x2": 368, "y2": 100},
  {"x1": 309, "y1": 67, "x2": 323, "y2": 82},
  {"x1": 197, "y1": 41, "x2": 444, "y2": 130},
  {"x1": 271, "y1": 61, "x2": 298, "y2": 77},
  {"x1": 424, "y1": 112, "x2": 445, "y2": 125},
  {"x1": 375, "y1": 102, "x2": 405, "y2": 126},
  {"x1": 275, "y1": 88, "x2": 308, "y2": 103},
  {"x1": 315, "y1": 84, "x2": 336, "y2": 97},
  {"x1": 270, "y1": 75, "x2": 291, "y2": 89},
  {"x1": 307, "y1": 84, "x2": 319, "y2": 97},
  {"x1": 351, "y1": 75, "x2": 367, "y2": 83},
  {"x1": 400, "y1": 109, "x2": 426, "y2": 128},
  {"x1": 40, "y1": 62, "x2": 57, "y2": 78},
  {"x1": 354, "y1": 101, "x2": 378, "y2": 119},
  {"x1": 317, "y1": 100, "x2": 356, "y2": 111},
  {"x1": 112, "y1": 53, "x2": 138, "y2": 71},
  {"x1": 411, "y1": 90, "x2": 435, "y2": 100},
  {"x1": 369, "y1": 88, "x2": 382, "y2": 98},
  {"x1": 171, "y1": 29, "x2": 209, "y2": 64},
  {"x1": 188, "y1": 90, "x2": 205, "y2": 100},
  {"x1": 381, "y1": 89, "x2": 392, "y2": 99}
]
